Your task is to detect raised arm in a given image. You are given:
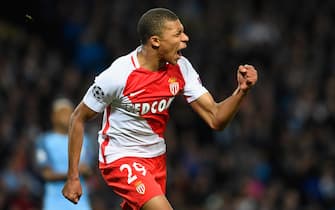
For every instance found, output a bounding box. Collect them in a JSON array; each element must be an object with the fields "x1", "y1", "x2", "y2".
[
  {"x1": 62, "y1": 102, "x2": 98, "y2": 204},
  {"x1": 190, "y1": 64, "x2": 258, "y2": 130}
]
